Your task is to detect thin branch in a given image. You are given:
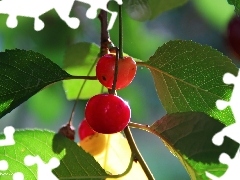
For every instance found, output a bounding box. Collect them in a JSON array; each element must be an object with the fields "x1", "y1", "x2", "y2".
[
  {"x1": 98, "y1": 10, "x2": 114, "y2": 56},
  {"x1": 67, "y1": 78, "x2": 88, "y2": 124},
  {"x1": 67, "y1": 56, "x2": 99, "y2": 124},
  {"x1": 124, "y1": 126, "x2": 155, "y2": 180},
  {"x1": 64, "y1": 76, "x2": 97, "y2": 80}
]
